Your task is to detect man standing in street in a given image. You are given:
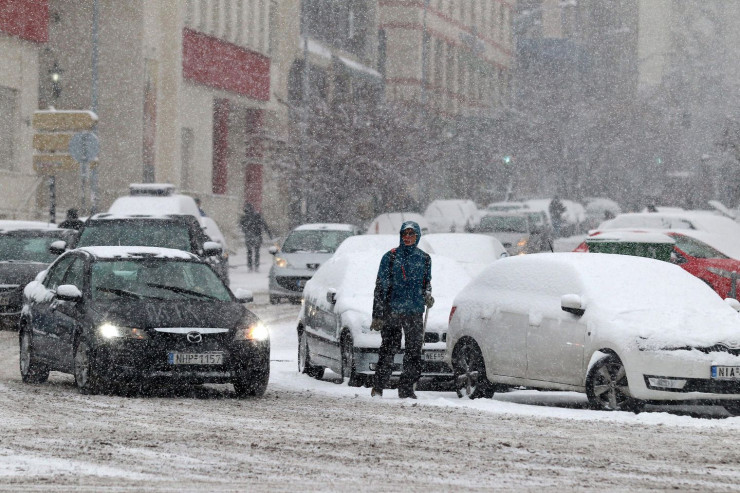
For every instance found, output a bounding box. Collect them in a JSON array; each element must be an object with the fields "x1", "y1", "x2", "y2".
[
  {"x1": 370, "y1": 221, "x2": 433, "y2": 399},
  {"x1": 239, "y1": 203, "x2": 272, "y2": 272},
  {"x1": 59, "y1": 208, "x2": 84, "y2": 230}
]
